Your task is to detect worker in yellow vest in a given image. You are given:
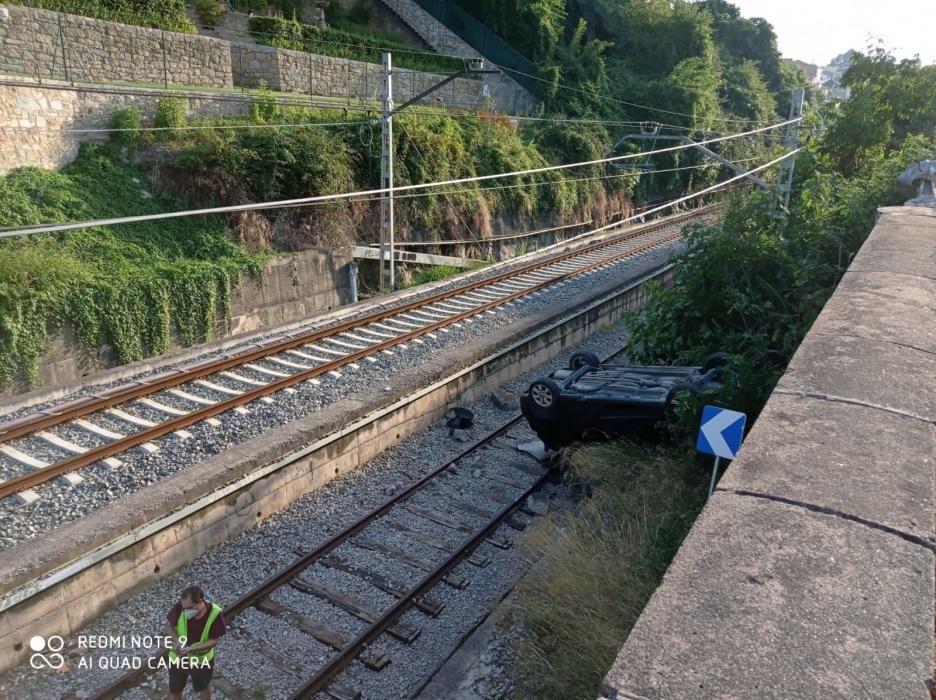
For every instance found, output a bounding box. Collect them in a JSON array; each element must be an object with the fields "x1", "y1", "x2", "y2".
[{"x1": 164, "y1": 585, "x2": 226, "y2": 700}]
